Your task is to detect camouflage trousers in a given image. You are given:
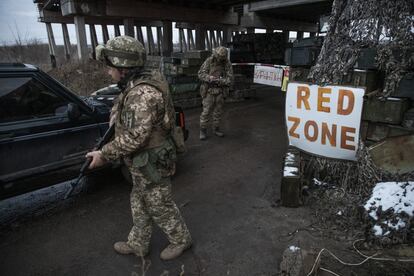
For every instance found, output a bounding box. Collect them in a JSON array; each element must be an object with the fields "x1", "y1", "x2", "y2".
[
  {"x1": 200, "y1": 92, "x2": 224, "y2": 129},
  {"x1": 126, "y1": 170, "x2": 191, "y2": 254}
]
